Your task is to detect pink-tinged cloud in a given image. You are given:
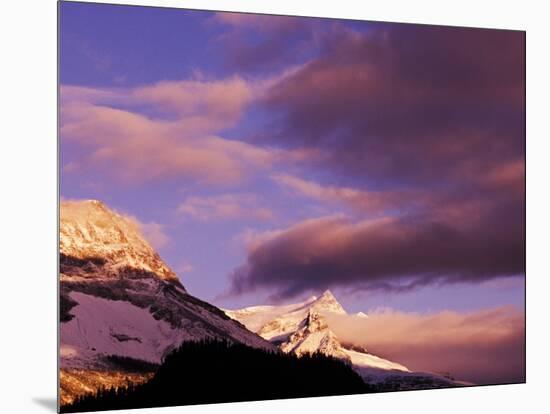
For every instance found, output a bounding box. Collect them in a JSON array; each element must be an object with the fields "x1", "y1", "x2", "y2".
[
  {"x1": 177, "y1": 194, "x2": 274, "y2": 222},
  {"x1": 481, "y1": 160, "x2": 525, "y2": 194},
  {"x1": 325, "y1": 307, "x2": 525, "y2": 385},
  {"x1": 176, "y1": 262, "x2": 195, "y2": 274},
  {"x1": 135, "y1": 221, "x2": 170, "y2": 250},
  {"x1": 229, "y1": 204, "x2": 524, "y2": 299},
  {"x1": 60, "y1": 78, "x2": 301, "y2": 185},
  {"x1": 132, "y1": 77, "x2": 254, "y2": 119},
  {"x1": 272, "y1": 173, "x2": 423, "y2": 214},
  {"x1": 109, "y1": 212, "x2": 171, "y2": 251}
]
